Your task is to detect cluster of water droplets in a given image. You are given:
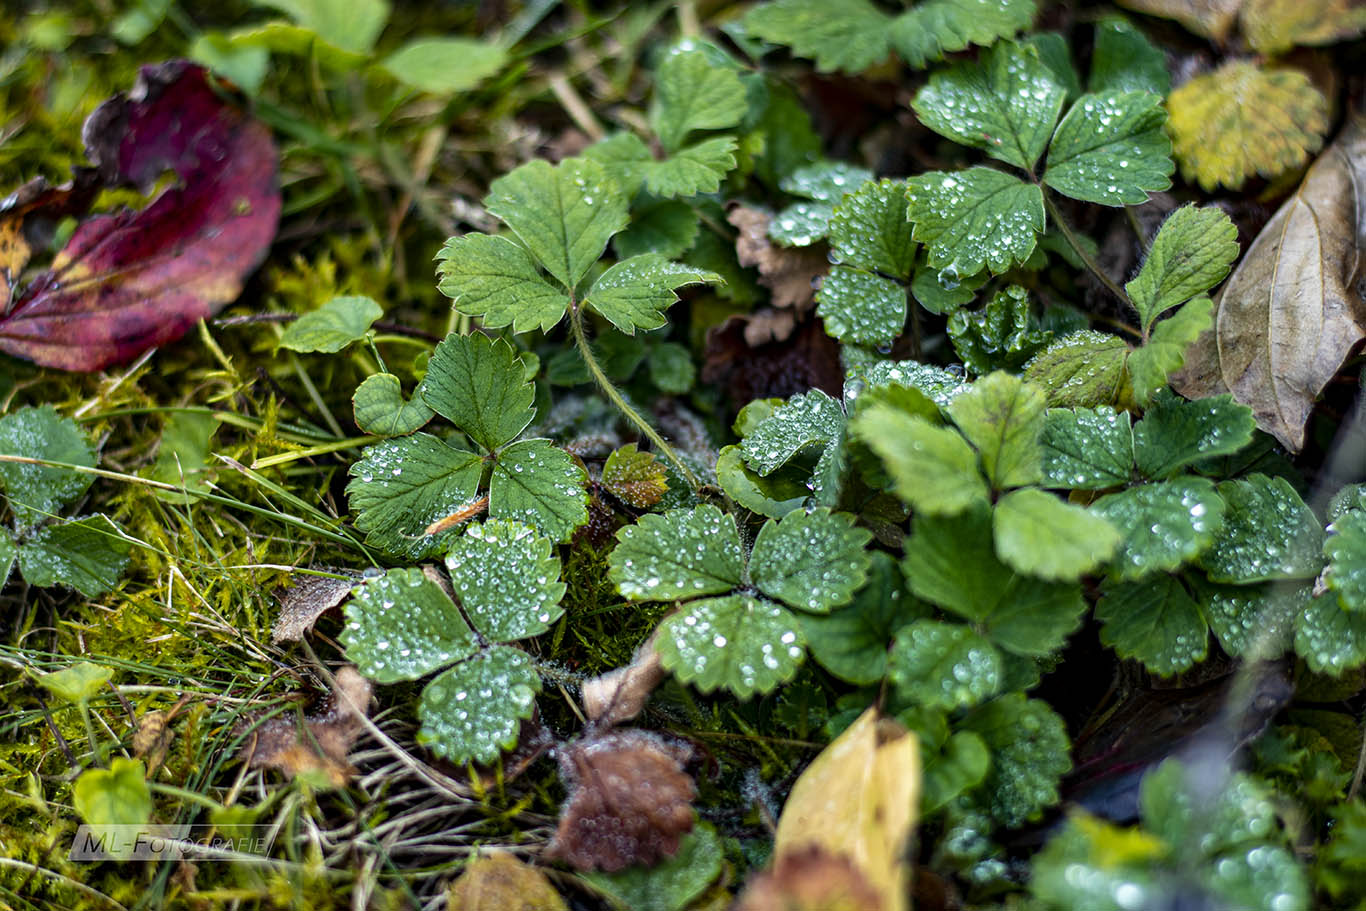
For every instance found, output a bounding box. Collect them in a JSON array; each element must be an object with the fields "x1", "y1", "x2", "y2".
[
  {"x1": 663, "y1": 594, "x2": 805, "y2": 697},
  {"x1": 446, "y1": 518, "x2": 565, "y2": 641},
  {"x1": 418, "y1": 645, "x2": 539, "y2": 764}
]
